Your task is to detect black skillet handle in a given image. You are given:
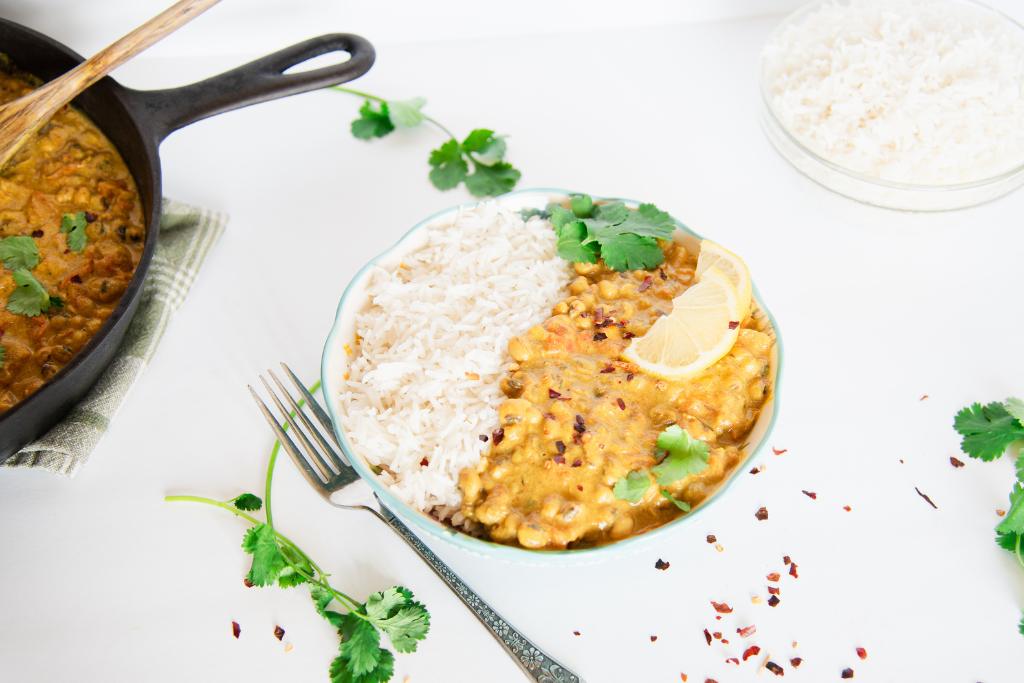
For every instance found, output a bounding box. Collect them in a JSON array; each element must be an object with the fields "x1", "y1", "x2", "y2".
[{"x1": 127, "y1": 33, "x2": 374, "y2": 143}]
